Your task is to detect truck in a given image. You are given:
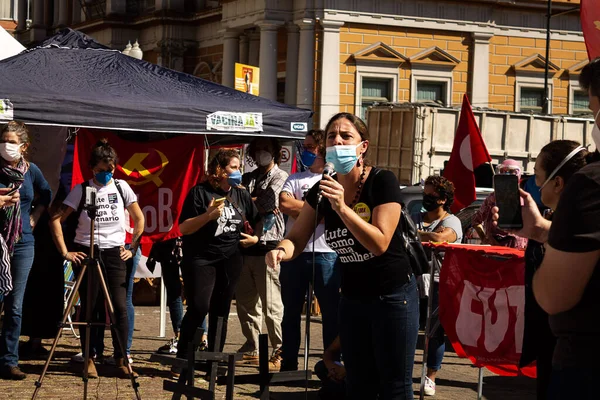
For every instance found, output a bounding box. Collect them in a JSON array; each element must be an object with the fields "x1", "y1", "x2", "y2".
[{"x1": 365, "y1": 103, "x2": 596, "y2": 186}]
